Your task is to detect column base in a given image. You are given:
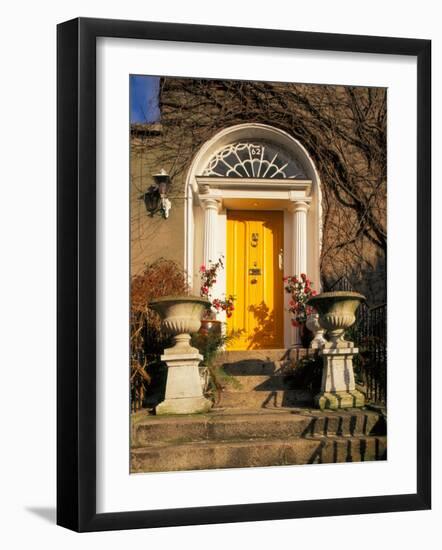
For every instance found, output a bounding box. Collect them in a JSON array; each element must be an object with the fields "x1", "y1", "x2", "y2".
[
  {"x1": 314, "y1": 389, "x2": 365, "y2": 410},
  {"x1": 156, "y1": 396, "x2": 212, "y2": 415}
]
